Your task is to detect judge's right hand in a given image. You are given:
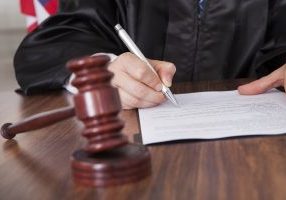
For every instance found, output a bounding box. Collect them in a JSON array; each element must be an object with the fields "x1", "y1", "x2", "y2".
[{"x1": 108, "y1": 52, "x2": 176, "y2": 109}]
